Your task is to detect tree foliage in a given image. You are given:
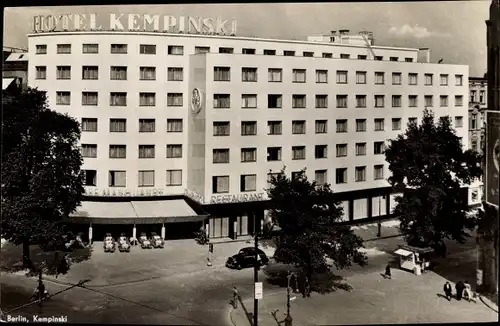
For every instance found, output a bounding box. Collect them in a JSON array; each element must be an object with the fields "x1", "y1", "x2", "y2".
[
  {"x1": 1, "y1": 87, "x2": 85, "y2": 268},
  {"x1": 385, "y1": 109, "x2": 482, "y2": 254},
  {"x1": 266, "y1": 169, "x2": 367, "y2": 277}
]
